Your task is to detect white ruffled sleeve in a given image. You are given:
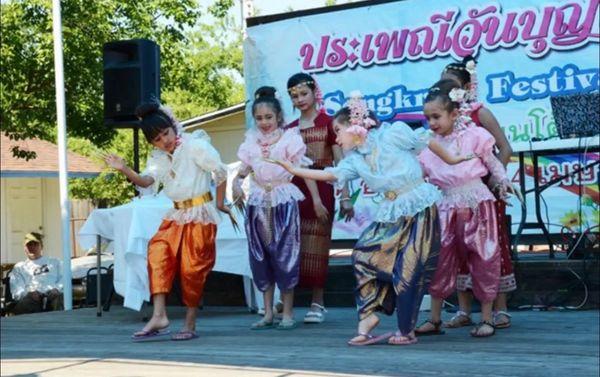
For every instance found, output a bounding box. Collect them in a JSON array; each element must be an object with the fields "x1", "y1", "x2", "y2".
[
  {"x1": 324, "y1": 154, "x2": 360, "y2": 188},
  {"x1": 137, "y1": 151, "x2": 163, "y2": 195},
  {"x1": 283, "y1": 129, "x2": 312, "y2": 167},
  {"x1": 189, "y1": 130, "x2": 228, "y2": 185}
]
